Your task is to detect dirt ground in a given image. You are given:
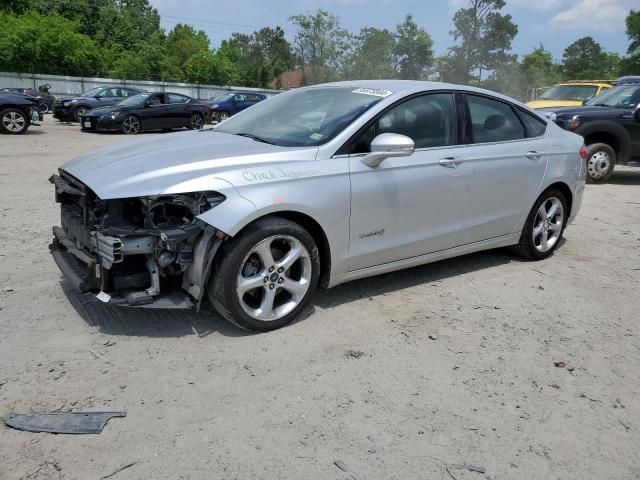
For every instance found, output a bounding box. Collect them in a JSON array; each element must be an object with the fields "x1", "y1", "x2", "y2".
[{"x1": 0, "y1": 121, "x2": 639, "y2": 480}]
